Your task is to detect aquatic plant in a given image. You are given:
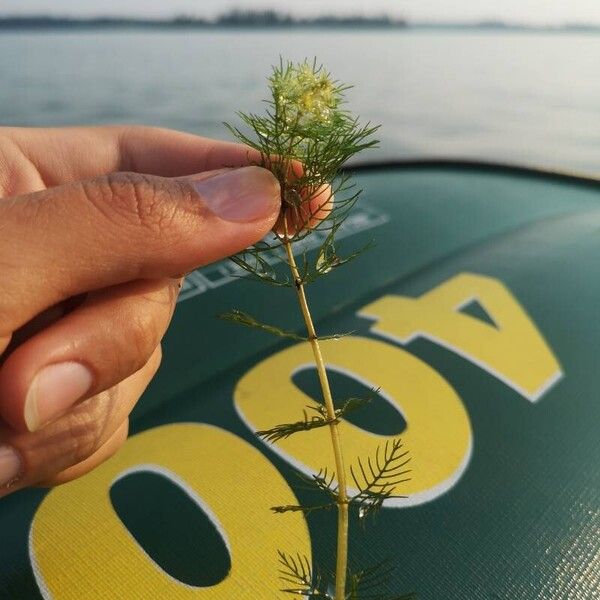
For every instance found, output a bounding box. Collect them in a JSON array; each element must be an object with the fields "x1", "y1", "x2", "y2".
[{"x1": 223, "y1": 59, "x2": 414, "y2": 600}]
